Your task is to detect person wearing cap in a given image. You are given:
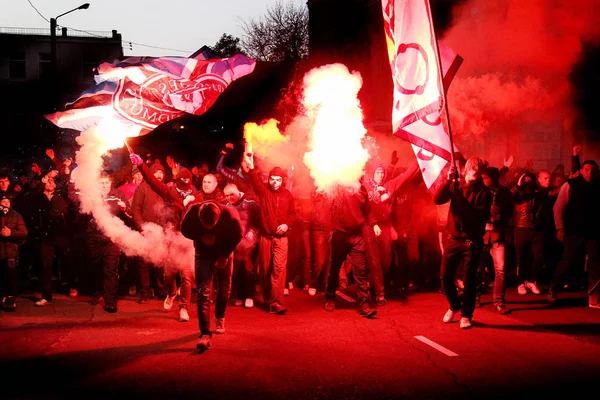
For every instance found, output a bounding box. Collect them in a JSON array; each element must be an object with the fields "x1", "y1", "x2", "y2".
[
  {"x1": 118, "y1": 165, "x2": 143, "y2": 203},
  {"x1": 131, "y1": 161, "x2": 169, "y2": 303},
  {"x1": 479, "y1": 166, "x2": 513, "y2": 314},
  {"x1": 1, "y1": 195, "x2": 28, "y2": 311},
  {"x1": 181, "y1": 200, "x2": 243, "y2": 351},
  {"x1": 246, "y1": 155, "x2": 296, "y2": 315}
]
